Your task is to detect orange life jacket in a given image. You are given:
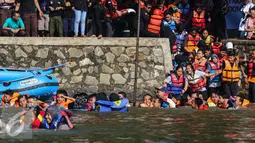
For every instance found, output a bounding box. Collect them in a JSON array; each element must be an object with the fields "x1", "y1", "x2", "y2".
[
  {"x1": 193, "y1": 58, "x2": 207, "y2": 72},
  {"x1": 192, "y1": 10, "x2": 206, "y2": 29},
  {"x1": 1, "y1": 92, "x2": 20, "y2": 107},
  {"x1": 248, "y1": 60, "x2": 255, "y2": 83},
  {"x1": 222, "y1": 60, "x2": 240, "y2": 82},
  {"x1": 147, "y1": 9, "x2": 163, "y2": 35},
  {"x1": 211, "y1": 43, "x2": 222, "y2": 55},
  {"x1": 187, "y1": 34, "x2": 200, "y2": 52}
]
